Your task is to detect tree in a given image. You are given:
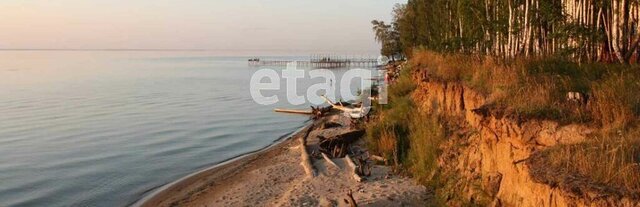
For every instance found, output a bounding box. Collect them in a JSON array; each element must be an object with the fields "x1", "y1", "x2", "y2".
[
  {"x1": 383, "y1": 0, "x2": 640, "y2": 64},
  {"x1": 372, "y1": 19, "x2": 402, "y2": 60}
]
